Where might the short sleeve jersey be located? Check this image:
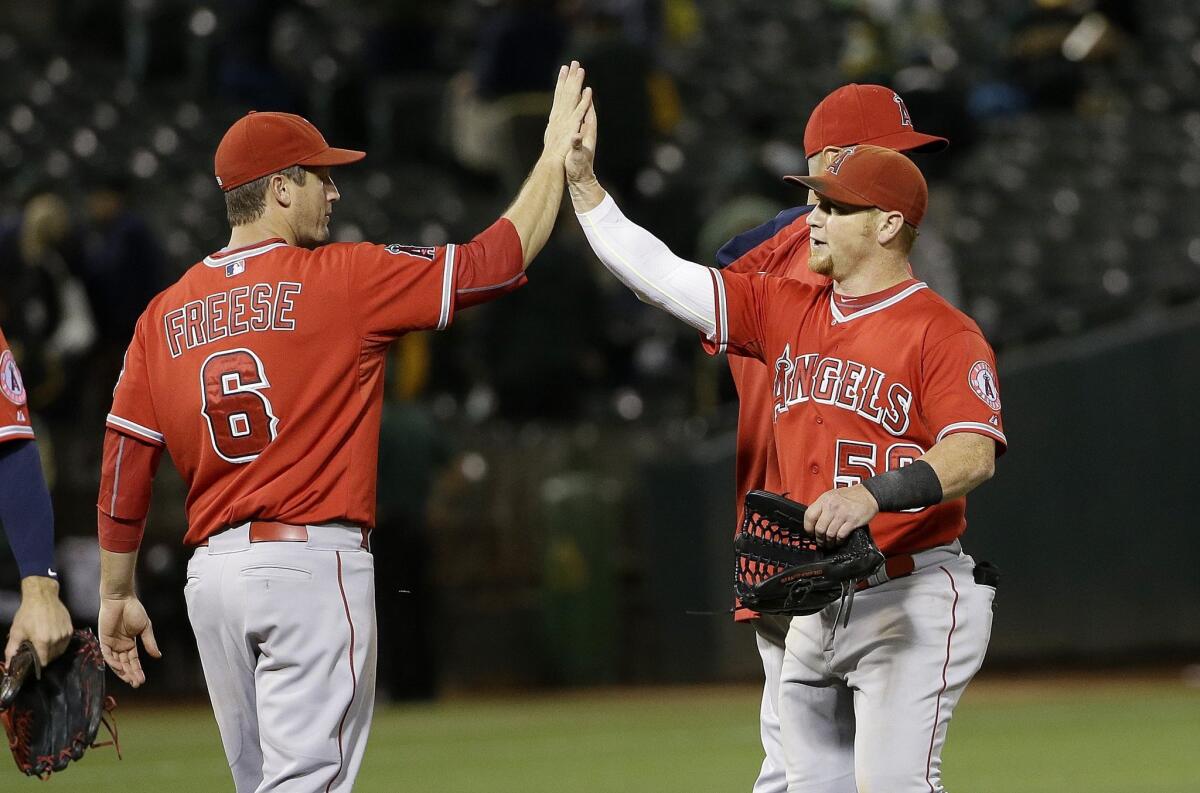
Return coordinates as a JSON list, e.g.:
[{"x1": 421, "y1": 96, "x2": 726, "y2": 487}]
[
  {"x1": 0, "y1": 327, "x2": 34, "y2": 444},
  {"x1": 707, "y1": 272, "x2": 1006, "y2": 555},
  {"x1": 108, "y1": 230, "x2": 524, "y2": 545}
]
